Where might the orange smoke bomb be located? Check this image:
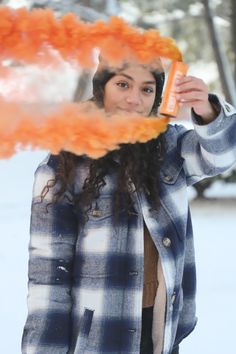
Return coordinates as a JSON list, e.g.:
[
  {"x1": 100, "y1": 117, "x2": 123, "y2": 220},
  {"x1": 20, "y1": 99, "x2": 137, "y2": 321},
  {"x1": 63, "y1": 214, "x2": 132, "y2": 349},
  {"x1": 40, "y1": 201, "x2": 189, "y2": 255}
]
[{"x1": 159, "y1": 61, "x2": 188, "y2": 118}]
